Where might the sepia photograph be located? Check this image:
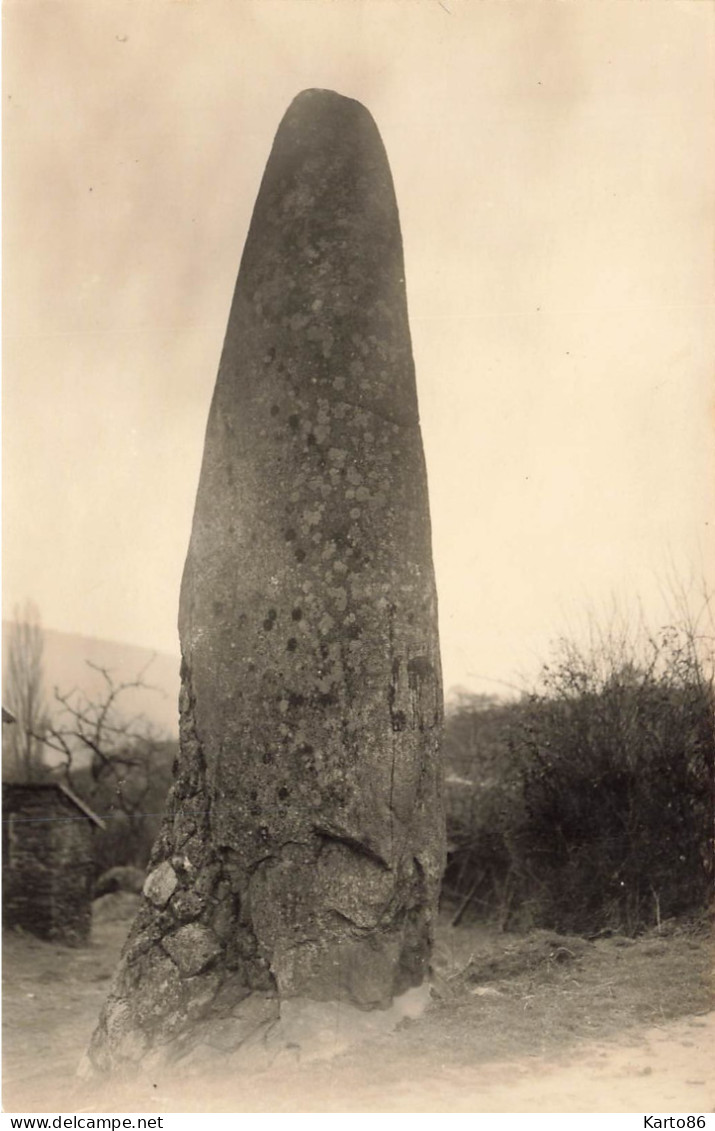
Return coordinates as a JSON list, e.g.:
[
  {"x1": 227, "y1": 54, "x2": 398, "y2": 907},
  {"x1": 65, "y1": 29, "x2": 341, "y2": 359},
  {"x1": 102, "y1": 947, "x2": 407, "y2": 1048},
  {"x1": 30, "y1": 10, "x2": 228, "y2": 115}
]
[{"x1": 2, "y1": 0, "x2": 714, "y2": 1115}]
